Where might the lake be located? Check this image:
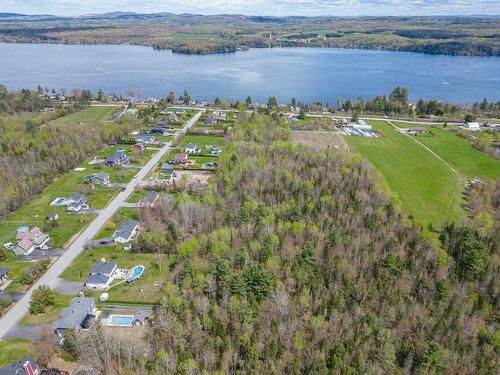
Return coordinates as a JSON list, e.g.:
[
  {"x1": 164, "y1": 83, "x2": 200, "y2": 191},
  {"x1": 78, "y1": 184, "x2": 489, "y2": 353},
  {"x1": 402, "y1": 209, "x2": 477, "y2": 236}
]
[{"x1": 1, "y1": 43, "x2": 499, "y2": 103}]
